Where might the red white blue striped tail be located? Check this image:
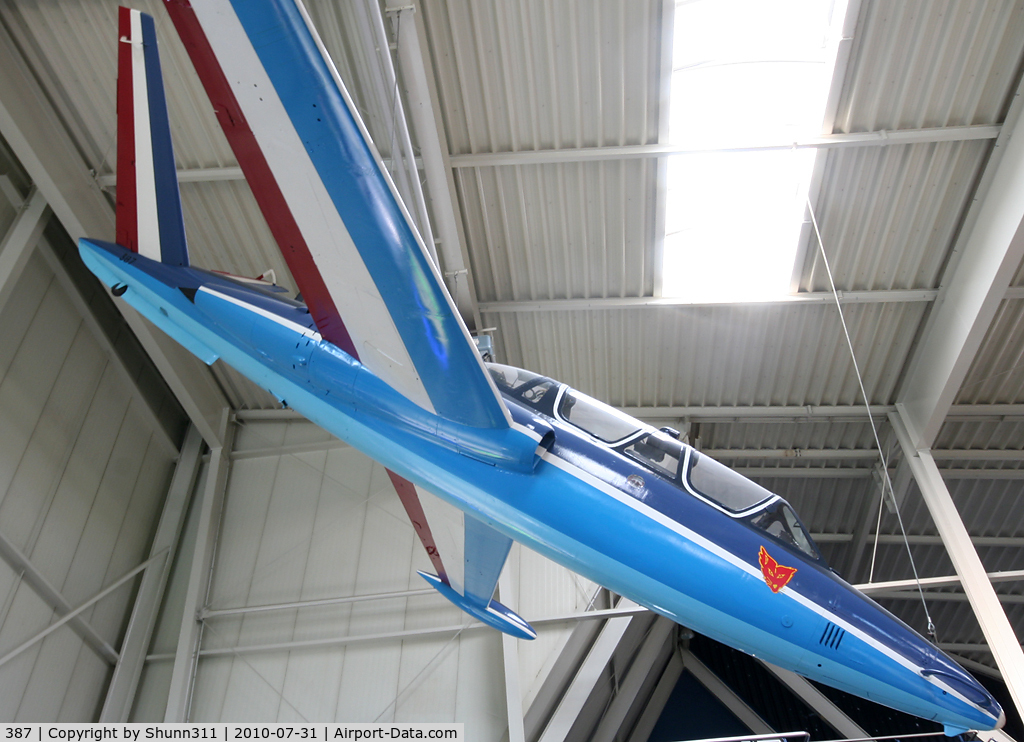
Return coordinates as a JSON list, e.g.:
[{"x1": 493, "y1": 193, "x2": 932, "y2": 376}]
[{"x1": 116, "y1": 7, "x2": 189, "y2": 267}]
